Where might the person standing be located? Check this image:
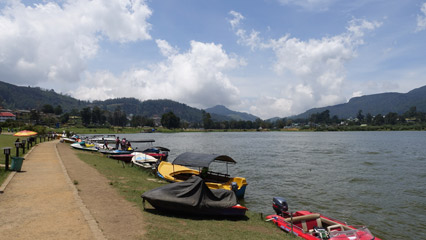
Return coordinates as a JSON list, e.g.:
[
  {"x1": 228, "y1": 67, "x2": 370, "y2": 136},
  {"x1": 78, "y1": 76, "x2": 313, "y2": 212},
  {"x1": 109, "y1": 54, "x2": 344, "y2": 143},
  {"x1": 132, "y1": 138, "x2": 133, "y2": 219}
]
[
  {"x1": 121, "y1": 138, "x2": 126, "y2": 150},
  {"x1": 115, "y1": 137, "x2": 120, "y2": 150},
  {"x1": 126, "y1": 140, "x2": 132, "y2": 150}
]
